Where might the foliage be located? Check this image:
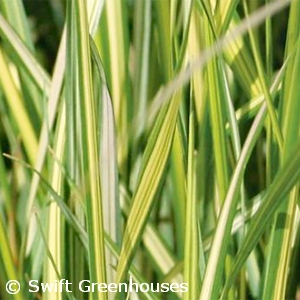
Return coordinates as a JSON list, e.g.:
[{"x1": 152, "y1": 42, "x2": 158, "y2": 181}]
[{"x1": 0, "y1": 0, "x2": 299, "y2": 299}]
